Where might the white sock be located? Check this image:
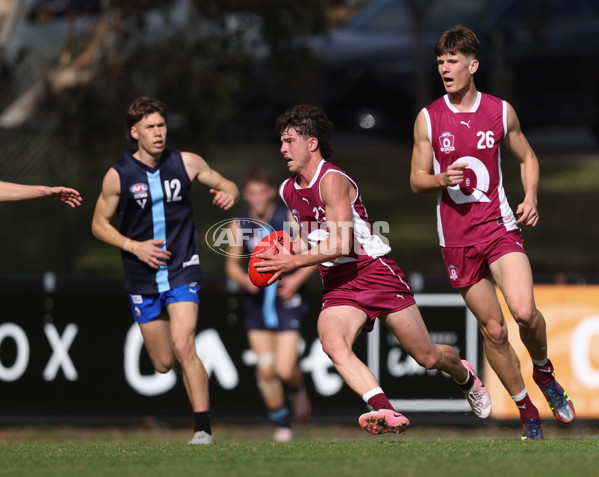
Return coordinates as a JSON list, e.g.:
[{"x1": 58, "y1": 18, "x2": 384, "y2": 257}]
[
  {"x1": 454, "y1": 368, "x2": 471, "y2": 386},
  {"x1": 531, "y1": 357, "x2": 548, "y2": 366},
  {"x1": 511, "y1": 388, "x2": 528, "y2": 402},
  {"x1": 362, "y1": 386, "x2": 384, "y2": 403}
]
